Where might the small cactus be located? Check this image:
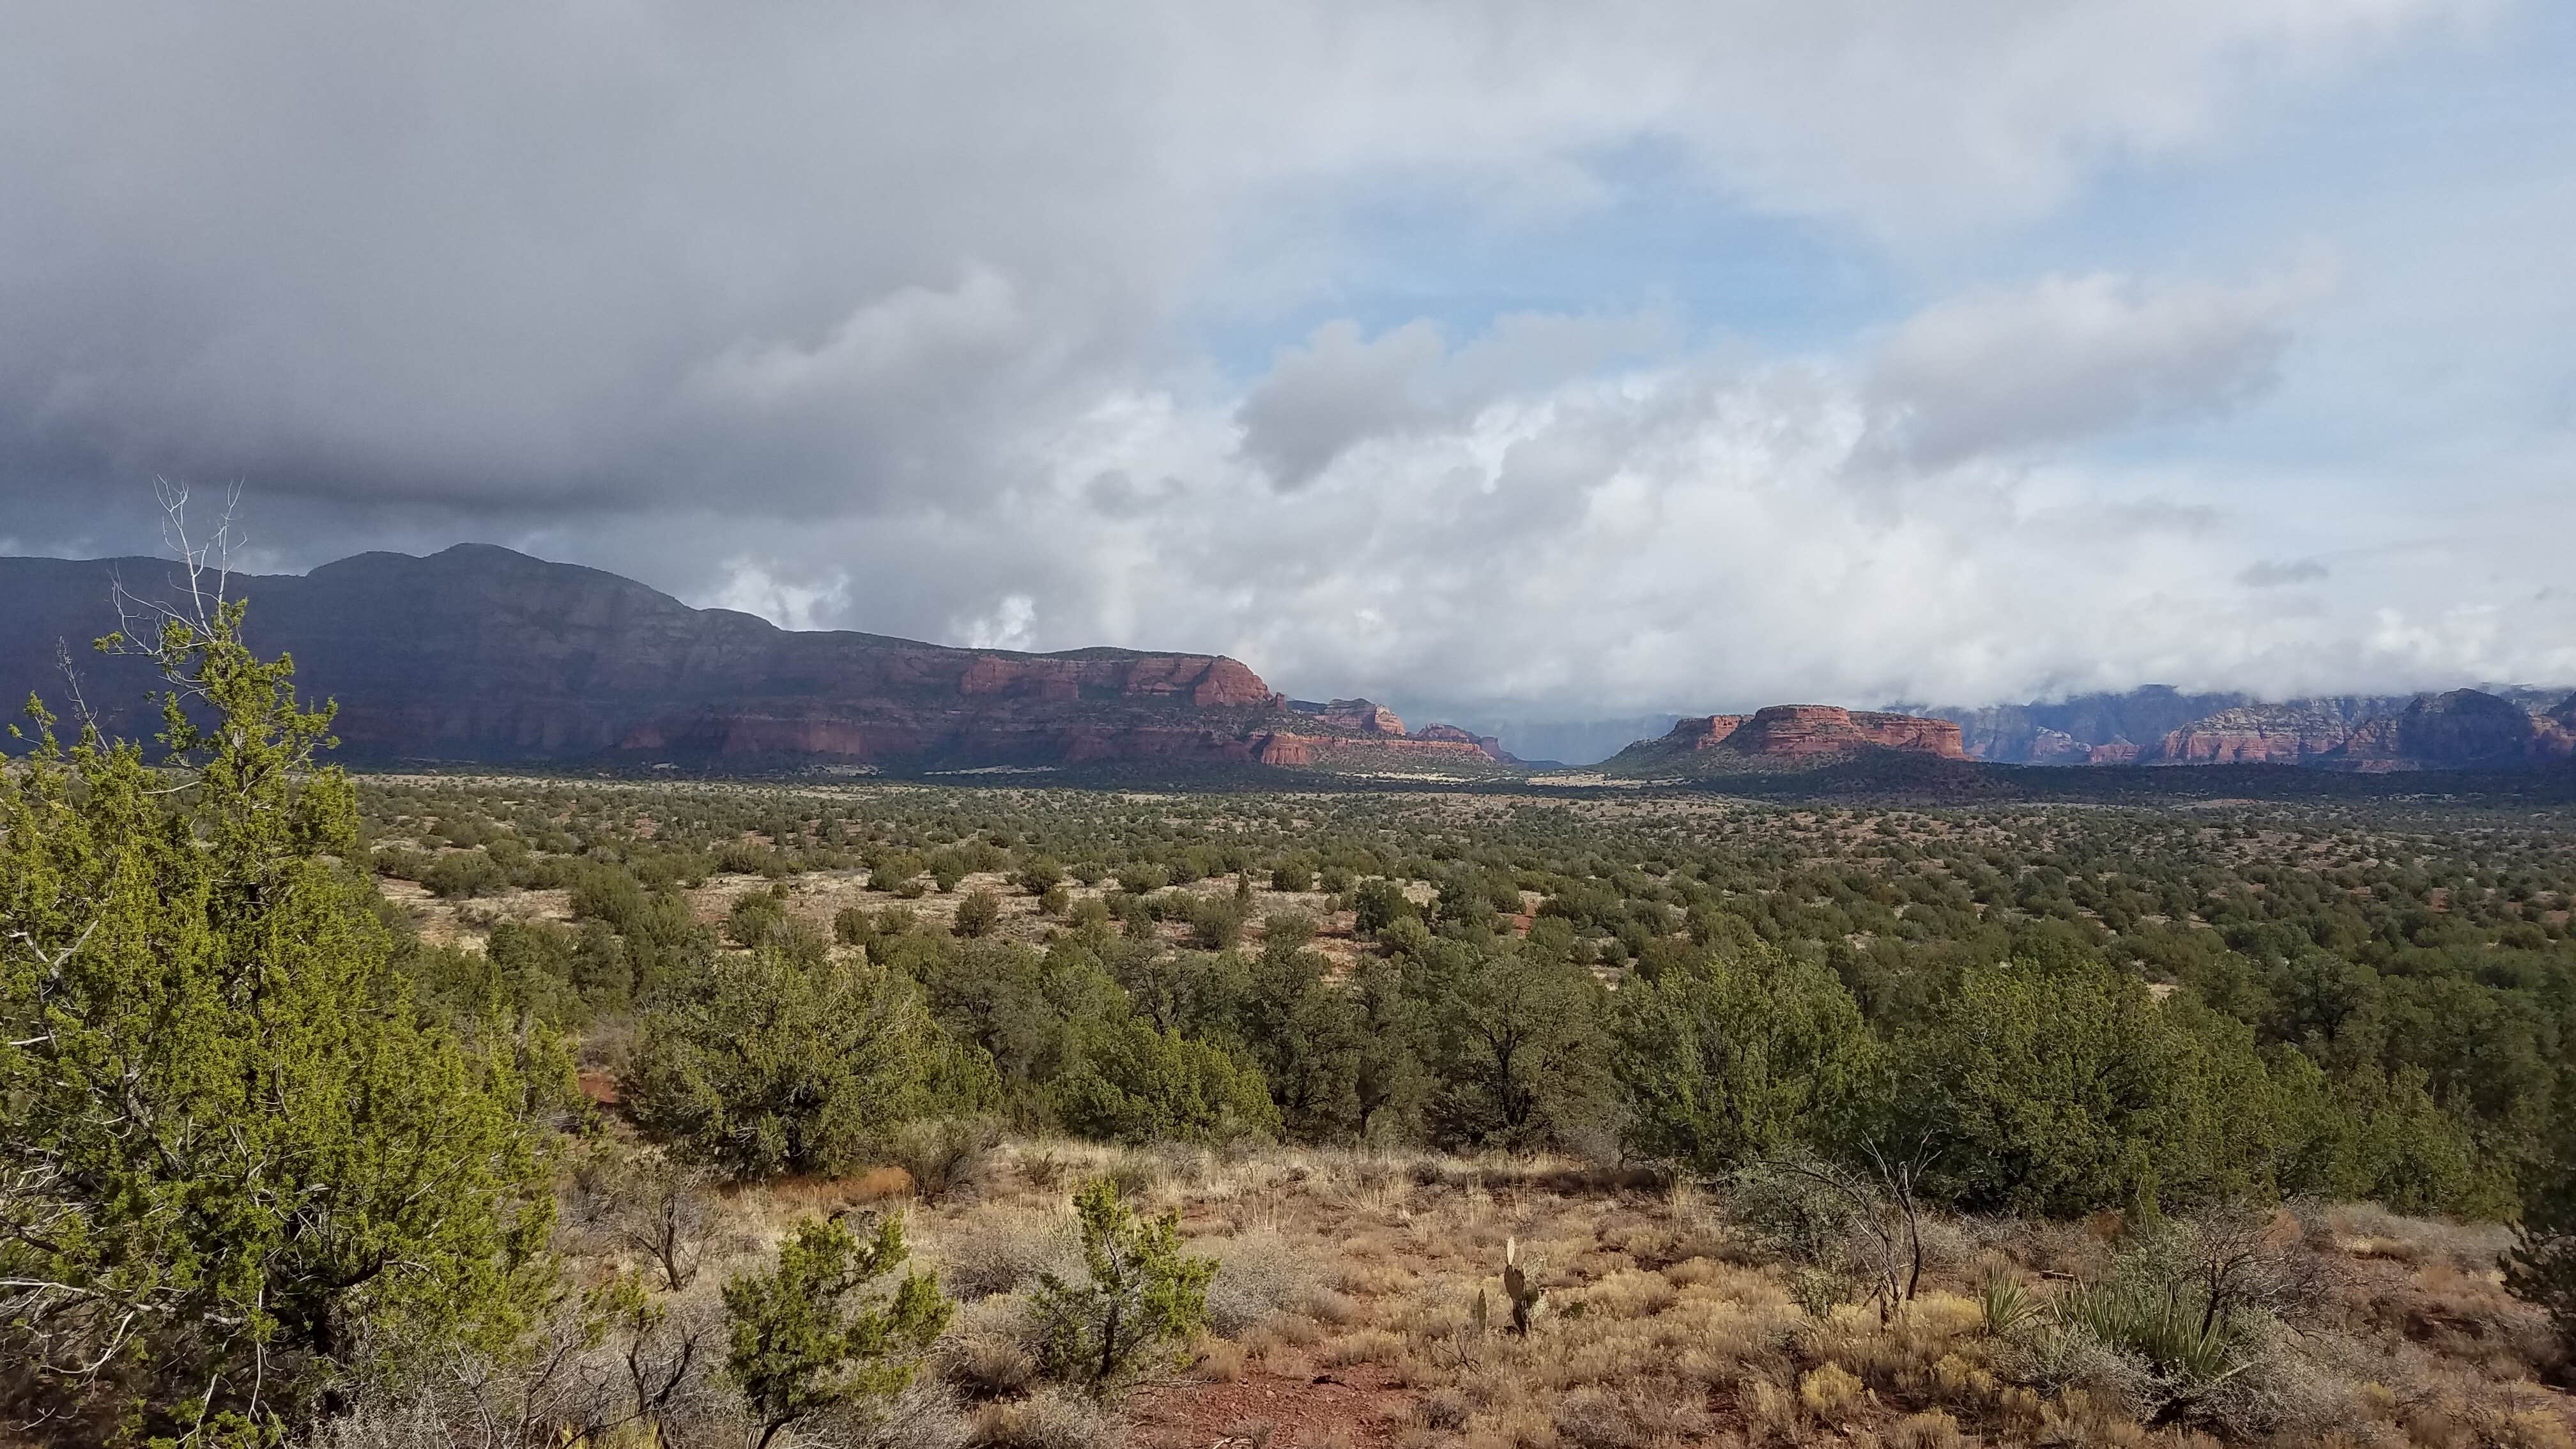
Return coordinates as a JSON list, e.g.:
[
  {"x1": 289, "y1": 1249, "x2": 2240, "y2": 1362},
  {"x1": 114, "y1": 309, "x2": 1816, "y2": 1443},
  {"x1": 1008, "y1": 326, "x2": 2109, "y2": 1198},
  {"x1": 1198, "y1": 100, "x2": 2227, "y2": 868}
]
[{"x1": 1502, "y1": 1236, "x2": 1542, "y2": 1336}]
